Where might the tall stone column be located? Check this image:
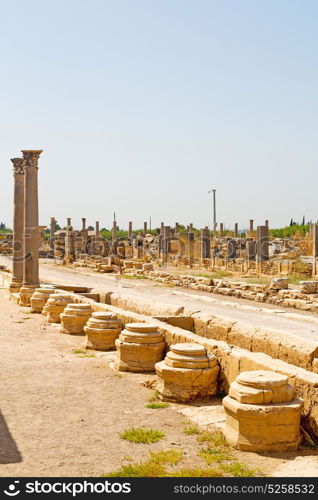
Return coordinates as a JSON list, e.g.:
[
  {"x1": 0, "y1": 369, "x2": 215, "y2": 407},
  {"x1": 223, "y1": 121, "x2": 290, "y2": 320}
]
[
  {"x1": 265, "y1": 219, "x2": 269, "y2": 227},
  {"x1": 95, "y1": 221, "x2": 99, "y2": 237},
  {"x1": 67, "y1": 218, "x2": 71, "y2": 228},
  {"x1": 200, "y1": 227, "x2": 211, "y2": 259},
  {"x1": 234, "y1": 223, "x2": 238, "y2": 237},
  {"x1": 9, "y1": 158, "x2": 25, "y2": 293},
  {"x1": 160, "y1": 222, "x2": 164, "y2": 235},
  {"x1": 175, "y1": 222, "x2": 179, "y2": 234},
  {"x1": 128, "y1": 221, "x2": 132, "y2": 238},
  {"x1": 82, "y1": 218, "x2": 86, "y2": 231},
  {"x1": 19, "y1": 150, "x2": 42, "y2": 306},
  {"x1": 256, "y1": 225, "x2": 269, "y2": 262},
  {"x1": 189, "y1": 223, "x2": 193, "y2": 232},
  {"x1": 249, "y1": 220, "x2": 254, "y2": 232},
  {"x1": 143, "y1": 221, "x2": 147, "y2": 235},
  {"x1": 219, "y1": 223, "x2": 224, "y2": 236}
]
